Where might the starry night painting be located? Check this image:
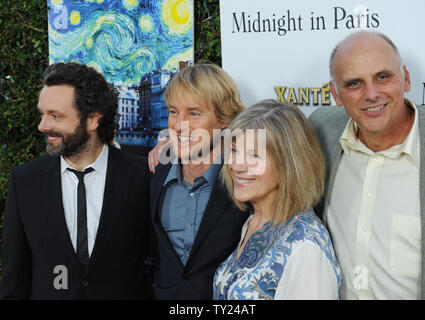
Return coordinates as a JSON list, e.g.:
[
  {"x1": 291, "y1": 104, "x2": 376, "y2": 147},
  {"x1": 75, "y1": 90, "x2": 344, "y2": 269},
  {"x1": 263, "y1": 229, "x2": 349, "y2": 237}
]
[{"x1": 48, "y1": 0, "x2": 194, "y2": 154}]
